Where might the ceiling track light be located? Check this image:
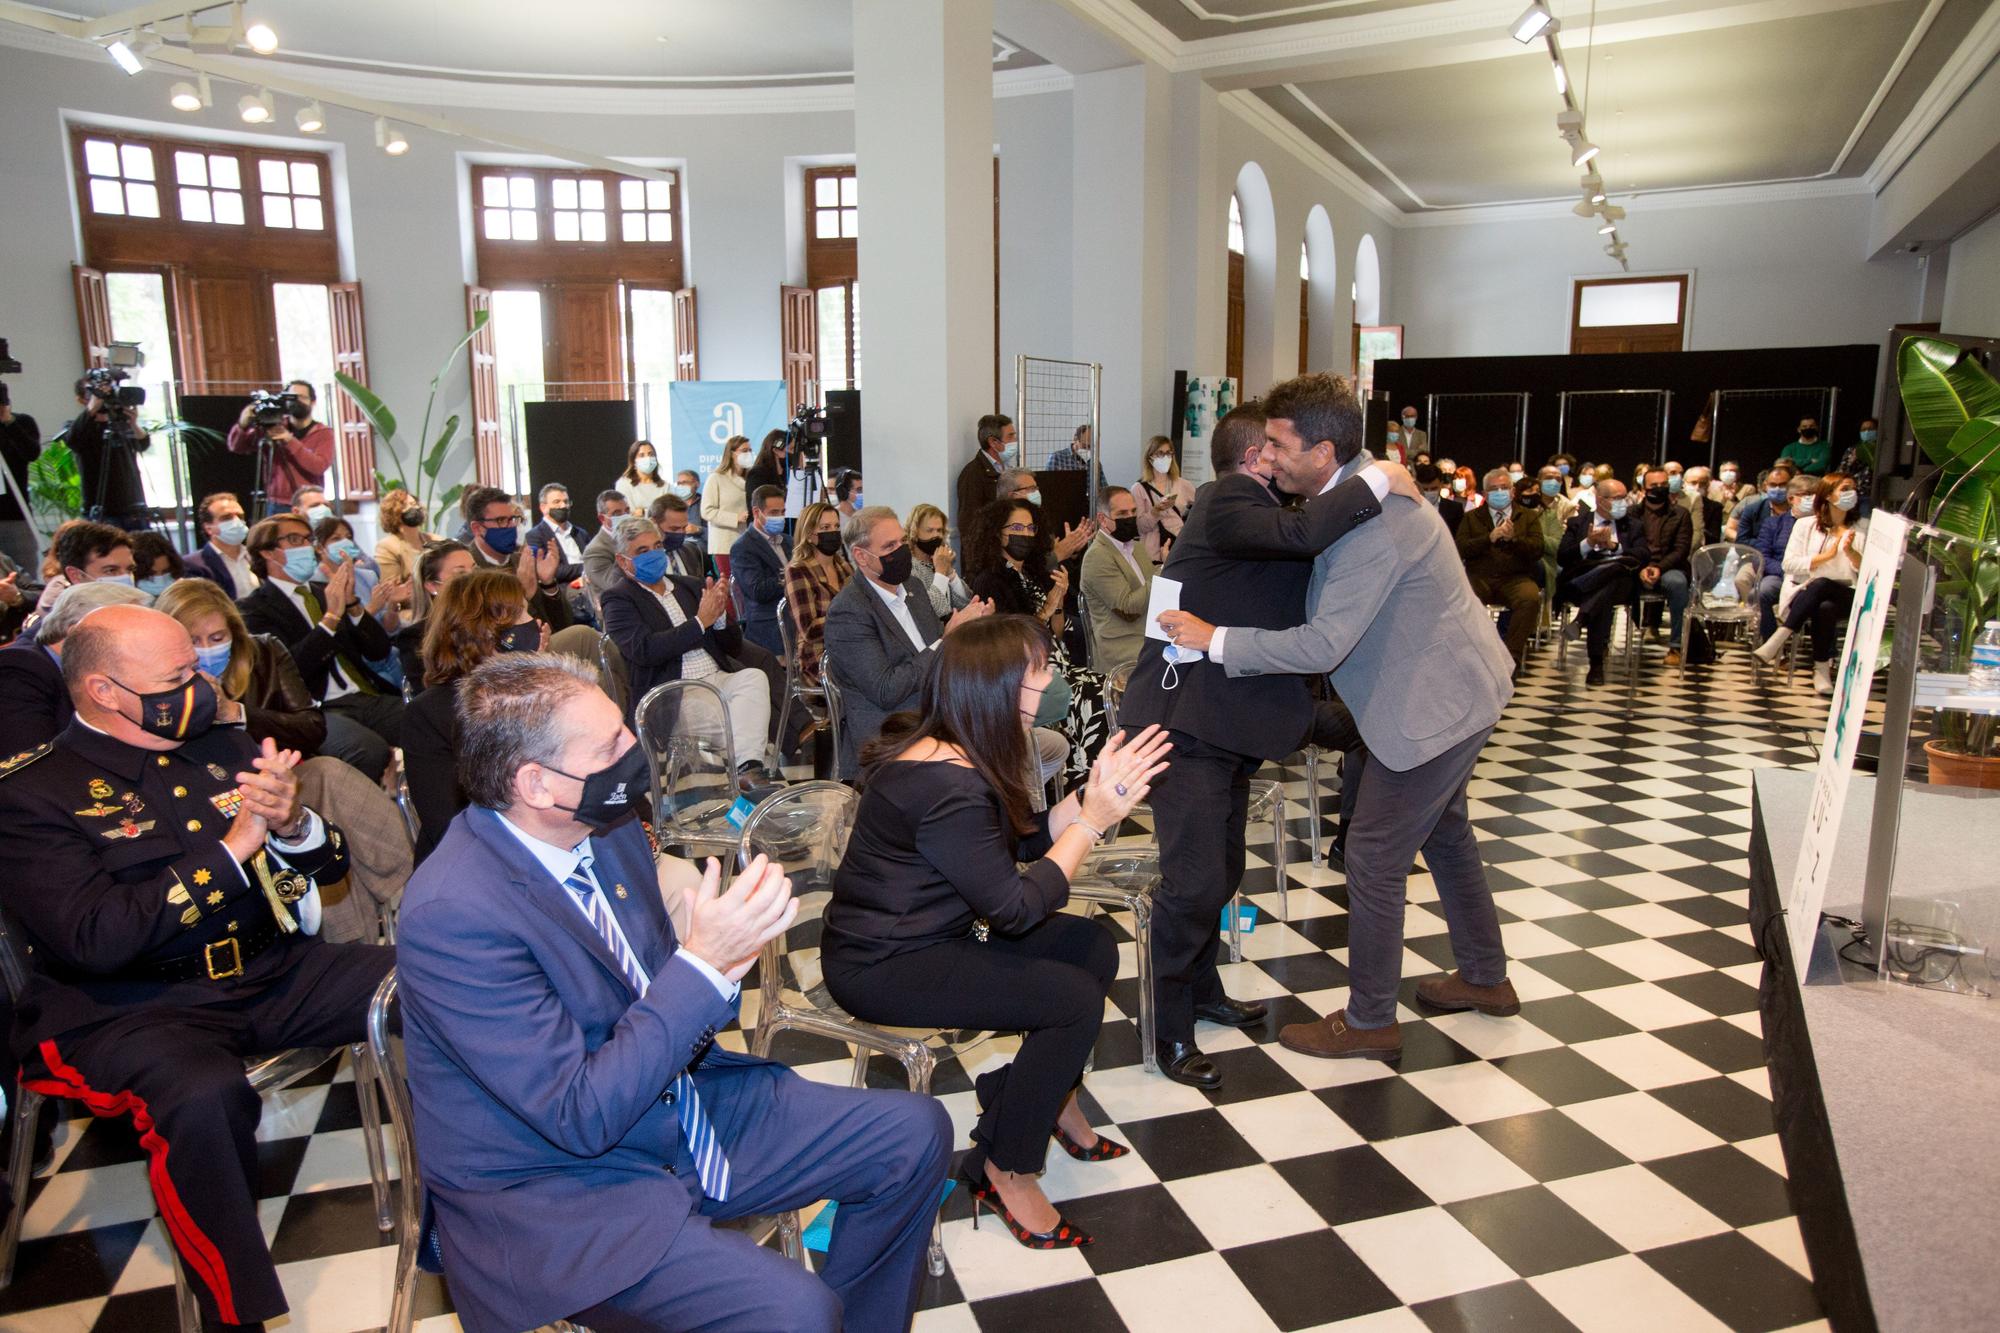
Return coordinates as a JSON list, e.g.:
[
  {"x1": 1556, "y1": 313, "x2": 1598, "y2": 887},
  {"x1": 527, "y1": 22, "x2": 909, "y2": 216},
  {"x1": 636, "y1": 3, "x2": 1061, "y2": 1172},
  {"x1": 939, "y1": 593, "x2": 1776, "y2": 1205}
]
[
  {"x1": 1551, "y1": 54, "x2": 1568, "y2": 97},
  {"x1": 375, "y1": 116, "x2": 409, "y2": 156},
  {"x1": 1598, "y1": 221, "x2": 1618, "y2": 235},
  {"x1": 244, "y1": 19, "x2": 278, "y2": 54},
  {"x1": 1571, "y1": 138, "x2": 1601, "y2": 167},
  {"x1": 169, "y1": 80, "x2": 201, "y2": 111},
  {"x1": 1510, "y1": 0, "x2": 1559, "y2": 43},
  {"x1": 295, "y1": 101, "x2": 326, "y2": 133},
  {"x1": 237, "y1": 88, "x2": 273, "y2": 124},
  {"x1": 104, "y1": 38, "x2": 143, "y2": 75}
]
